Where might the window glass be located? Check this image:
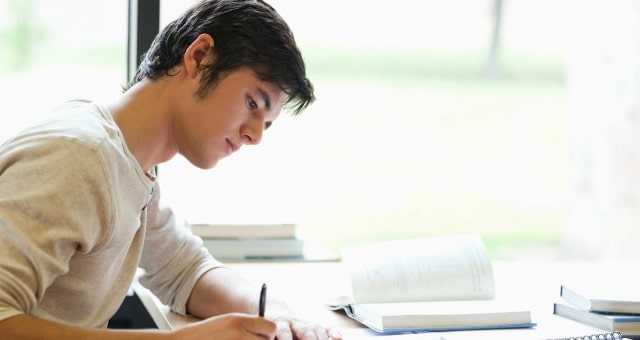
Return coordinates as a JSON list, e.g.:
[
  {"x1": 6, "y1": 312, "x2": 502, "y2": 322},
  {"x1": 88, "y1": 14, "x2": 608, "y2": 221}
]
[
  {"x1": 0, "y1": 0, "x2": 127, "y2": 138},
  {"x1": 6, "y1": 0, "x2": 632, "y2": 260},
  {"x1": 157, "y1": 0, "x2": 571, "y2": 259}
]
